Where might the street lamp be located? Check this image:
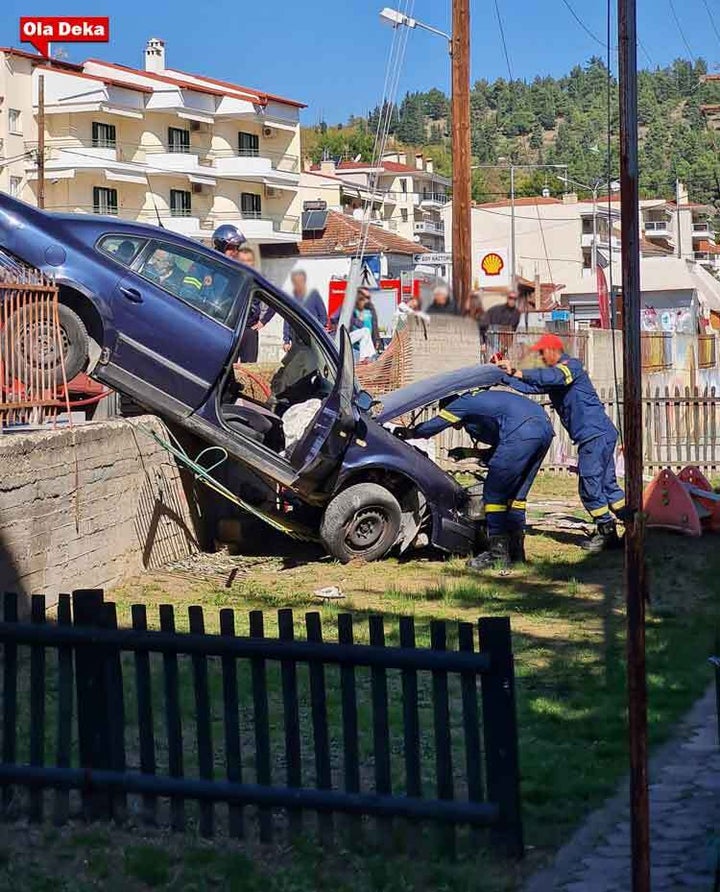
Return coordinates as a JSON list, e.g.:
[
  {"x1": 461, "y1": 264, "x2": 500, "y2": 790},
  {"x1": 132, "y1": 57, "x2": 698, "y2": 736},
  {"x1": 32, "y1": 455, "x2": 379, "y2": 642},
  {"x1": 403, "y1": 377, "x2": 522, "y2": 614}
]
[
  {"x1": 379, "y1": 7, "x2": 451, "y2": 46},
  {"x1": 558, "y1": 174, "x2": 621, "y2": 272},
  {"x1": 472, "y1": 163, "x2": 568, "y2": 288},
  {"x1": 379, "y1": 4, "x2": 472, "y2": 314}
]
